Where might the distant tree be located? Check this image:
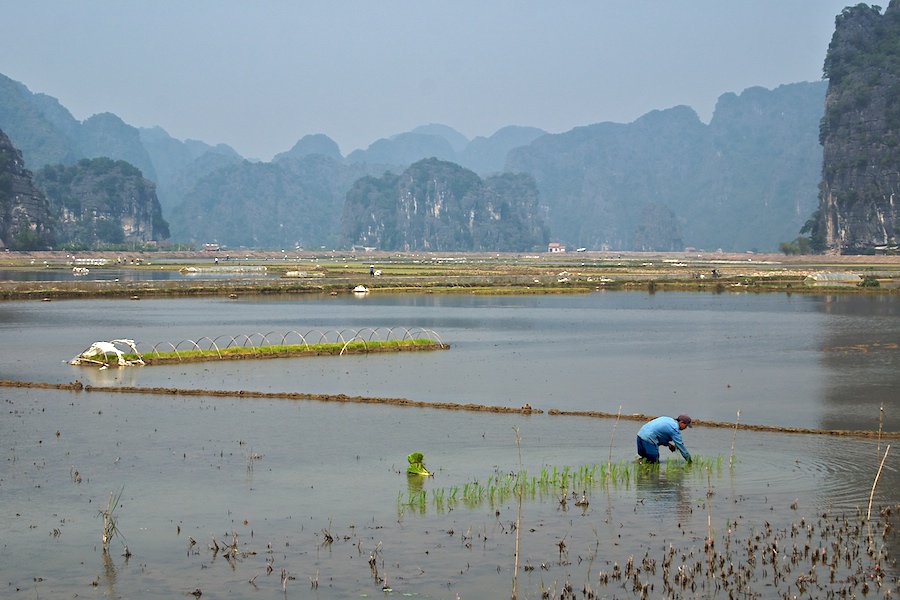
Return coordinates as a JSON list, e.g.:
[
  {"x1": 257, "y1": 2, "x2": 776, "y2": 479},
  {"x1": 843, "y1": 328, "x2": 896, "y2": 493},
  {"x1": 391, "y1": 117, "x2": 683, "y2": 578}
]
[
  {"x1": 799, "y1": 209, "x2": 825, "y2": 253},
  {"x1": 779, "y1": 236, "x2": 813, "y2": 255},
  {"x1": 95, "y1": 219, "x2": 126, "y2": 244},
  {"x1": 8, "y1": 228, "x2": 45, "y2": 251}
]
